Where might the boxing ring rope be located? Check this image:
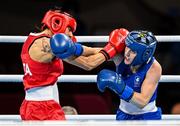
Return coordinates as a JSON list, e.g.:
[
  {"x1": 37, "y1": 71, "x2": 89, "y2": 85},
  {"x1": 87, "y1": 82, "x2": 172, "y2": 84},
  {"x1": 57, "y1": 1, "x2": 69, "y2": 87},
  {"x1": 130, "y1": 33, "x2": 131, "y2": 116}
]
[
  {"x1": 0, "y1": 35, "x2": 180, "y2": 43},
  {"x1": 0, "y1": 114, "x2": 180, "y2": 121},
  {"x1": 0, "y1": 75, "x2": 180, "y2": 83},
  {"x1": 0, "y1": 115, "x2": 180, "y2": 126},
  {"x1": 0, "y1": 35, "x2": 180, "y2": 124}
]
